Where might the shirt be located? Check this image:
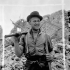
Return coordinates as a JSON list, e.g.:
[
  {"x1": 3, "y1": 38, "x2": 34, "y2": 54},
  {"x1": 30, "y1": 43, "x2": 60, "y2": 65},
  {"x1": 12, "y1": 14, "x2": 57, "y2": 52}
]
[{"x1": 19, "y1": 29, "x2": 53, "y2": 56}]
